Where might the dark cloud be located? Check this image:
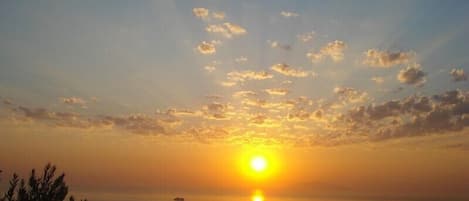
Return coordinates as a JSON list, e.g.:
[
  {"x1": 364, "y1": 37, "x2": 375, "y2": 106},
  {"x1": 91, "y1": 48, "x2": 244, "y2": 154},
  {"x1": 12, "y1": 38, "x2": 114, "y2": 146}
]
[{"x1": 397, "y1": 64, "x2": 426, "y2": 86}]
